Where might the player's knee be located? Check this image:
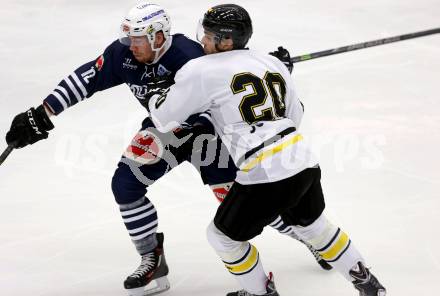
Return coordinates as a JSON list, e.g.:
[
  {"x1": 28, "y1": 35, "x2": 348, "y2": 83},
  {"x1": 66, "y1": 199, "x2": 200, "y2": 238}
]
[
  {"x1": 112, "y1": 163, "x2": 147, "y2": 205},
  {"x1": 206, "y1": 221, "x2": 244, "y2": 253},
  {"x1": 111, "y1": 167, "x2": 128, "y2": 204},
  {"x1": 123, "y1": 129, "x2": 165, "y2": 165},
  {"x1": 207, "y1": 222, "x2": 260, "y2": 274}
]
